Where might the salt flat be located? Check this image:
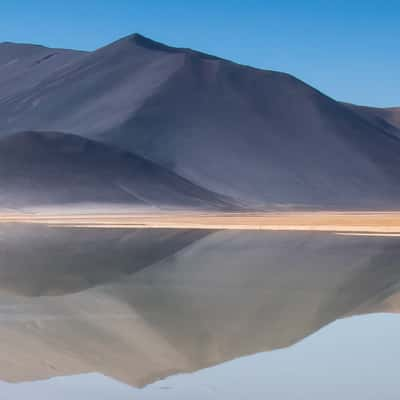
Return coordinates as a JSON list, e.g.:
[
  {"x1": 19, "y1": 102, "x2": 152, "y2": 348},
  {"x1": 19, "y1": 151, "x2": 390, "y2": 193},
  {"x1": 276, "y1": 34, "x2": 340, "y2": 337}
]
[{"x1": 2, "y1": 211, "x2": 400, "y2": 234}]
